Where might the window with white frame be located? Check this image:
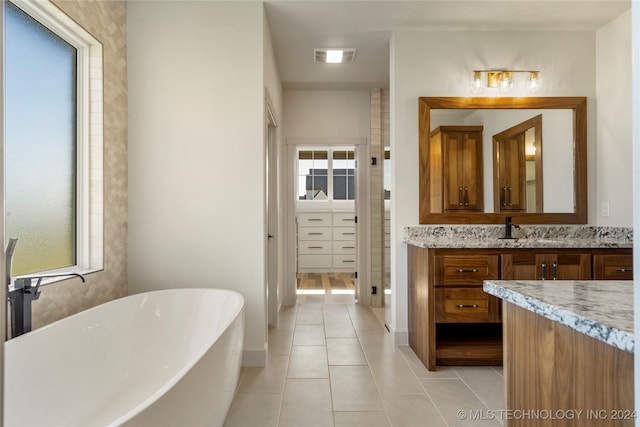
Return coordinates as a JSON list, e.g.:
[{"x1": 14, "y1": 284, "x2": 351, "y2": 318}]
[
  {"x1": 4, "y1": 0, "x2": 103, "y2": 277},
  {"x1": 297, "y1": 148, "x2": 355, "y2": 201}
]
